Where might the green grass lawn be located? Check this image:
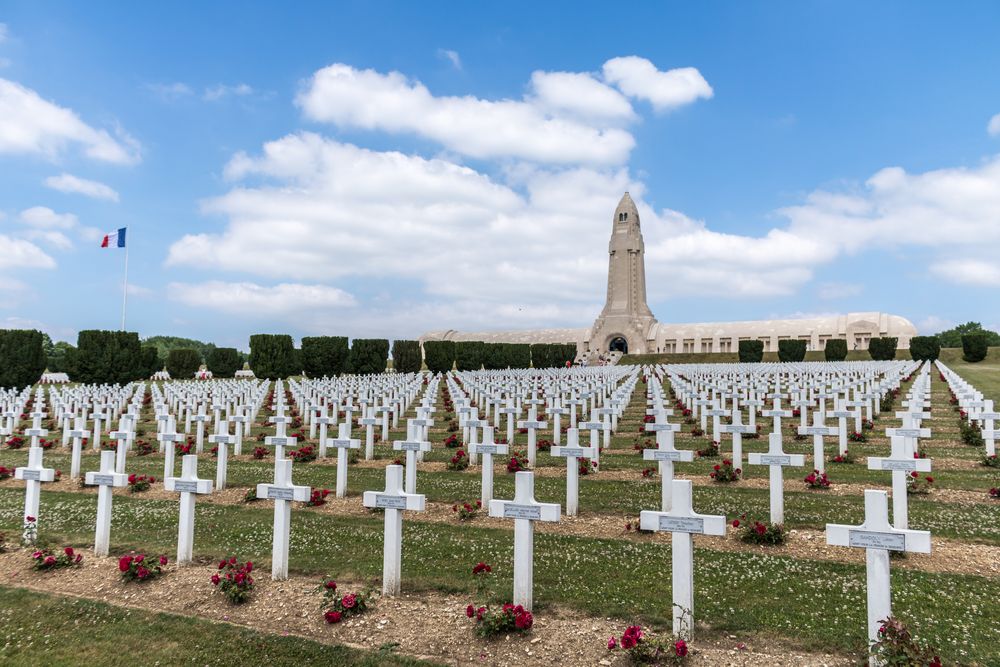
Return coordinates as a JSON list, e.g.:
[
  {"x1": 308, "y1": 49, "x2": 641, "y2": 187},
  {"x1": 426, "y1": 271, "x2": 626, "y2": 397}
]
[{"x1": 0, "y1": 586, "x2": 431, "y2": 666}]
